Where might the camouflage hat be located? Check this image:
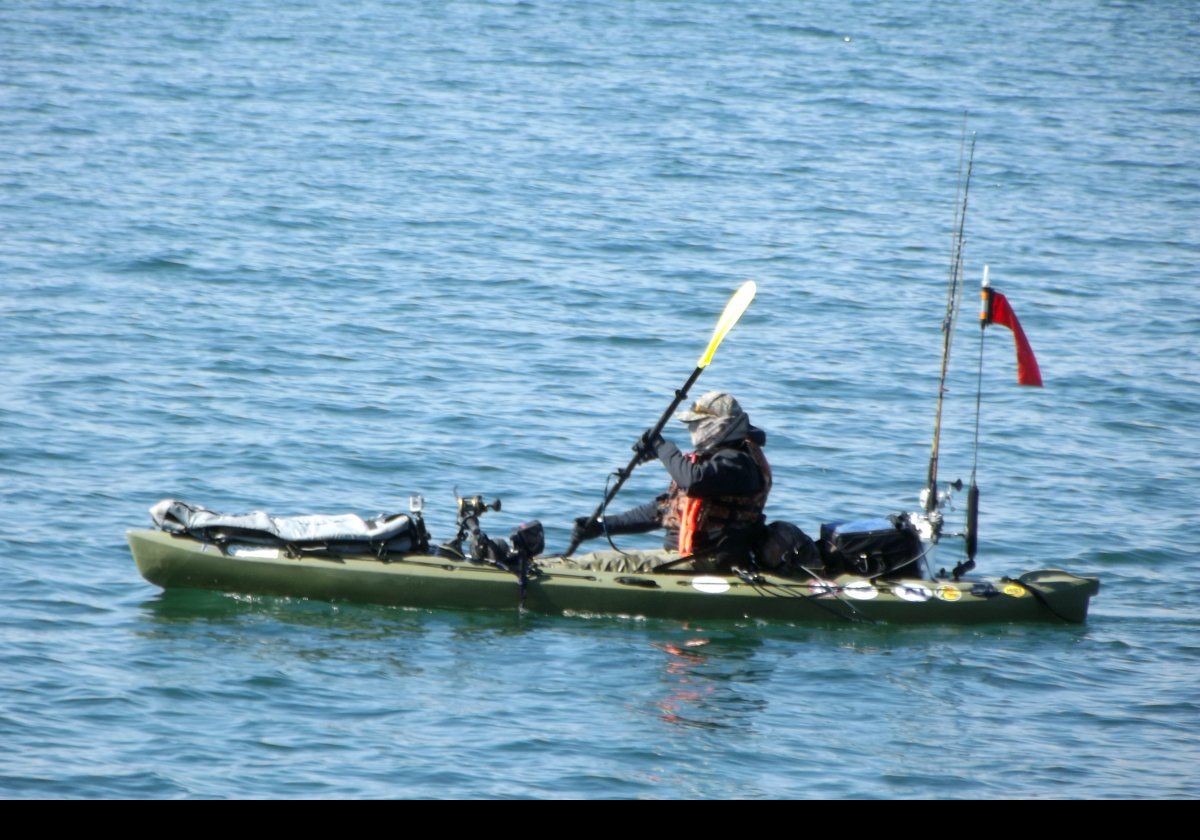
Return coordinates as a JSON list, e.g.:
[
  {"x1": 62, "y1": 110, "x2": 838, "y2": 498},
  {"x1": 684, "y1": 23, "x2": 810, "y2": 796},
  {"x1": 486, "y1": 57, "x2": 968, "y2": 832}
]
[{"x1": 675, "y1": 391, "x2": 743, "y2": 423}]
